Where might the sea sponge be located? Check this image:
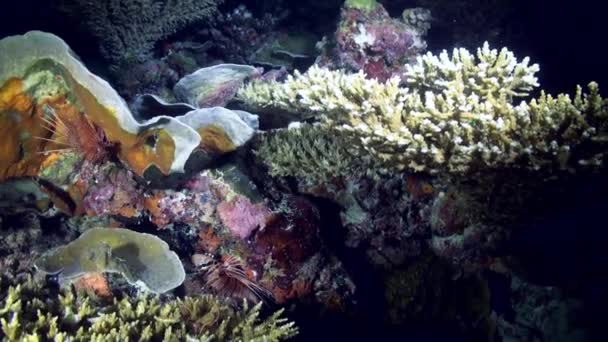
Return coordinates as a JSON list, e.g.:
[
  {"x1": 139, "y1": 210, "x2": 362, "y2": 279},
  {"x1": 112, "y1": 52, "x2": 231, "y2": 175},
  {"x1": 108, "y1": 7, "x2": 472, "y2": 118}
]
[{"x1": 34, "y1": 227, "x2": 185, "y2": 294}]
